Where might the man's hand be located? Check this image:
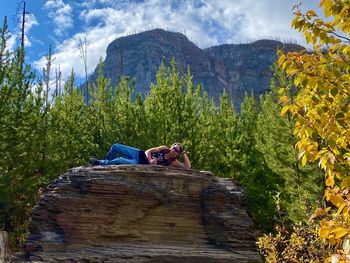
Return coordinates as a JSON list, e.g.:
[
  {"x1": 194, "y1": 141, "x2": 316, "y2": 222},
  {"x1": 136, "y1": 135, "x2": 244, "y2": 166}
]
[{"x1": 149, "y1": 158, "x2": 157, "y2": 165}]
